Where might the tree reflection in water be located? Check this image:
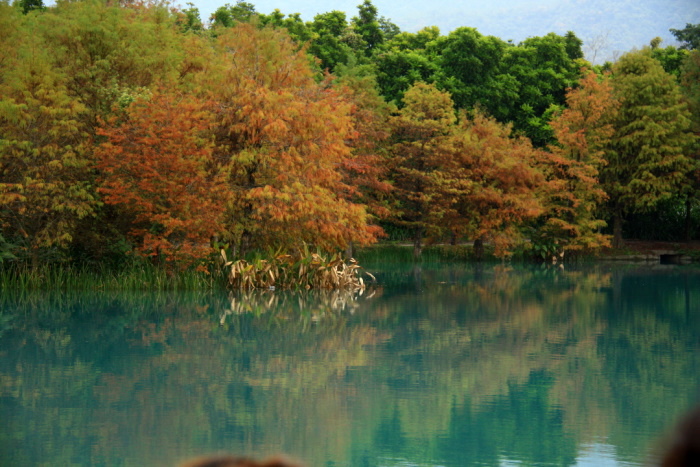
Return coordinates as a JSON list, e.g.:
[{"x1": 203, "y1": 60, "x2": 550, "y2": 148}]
[{"x1": 1, "y1": 264, "x2": 699, "y2": 467}]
